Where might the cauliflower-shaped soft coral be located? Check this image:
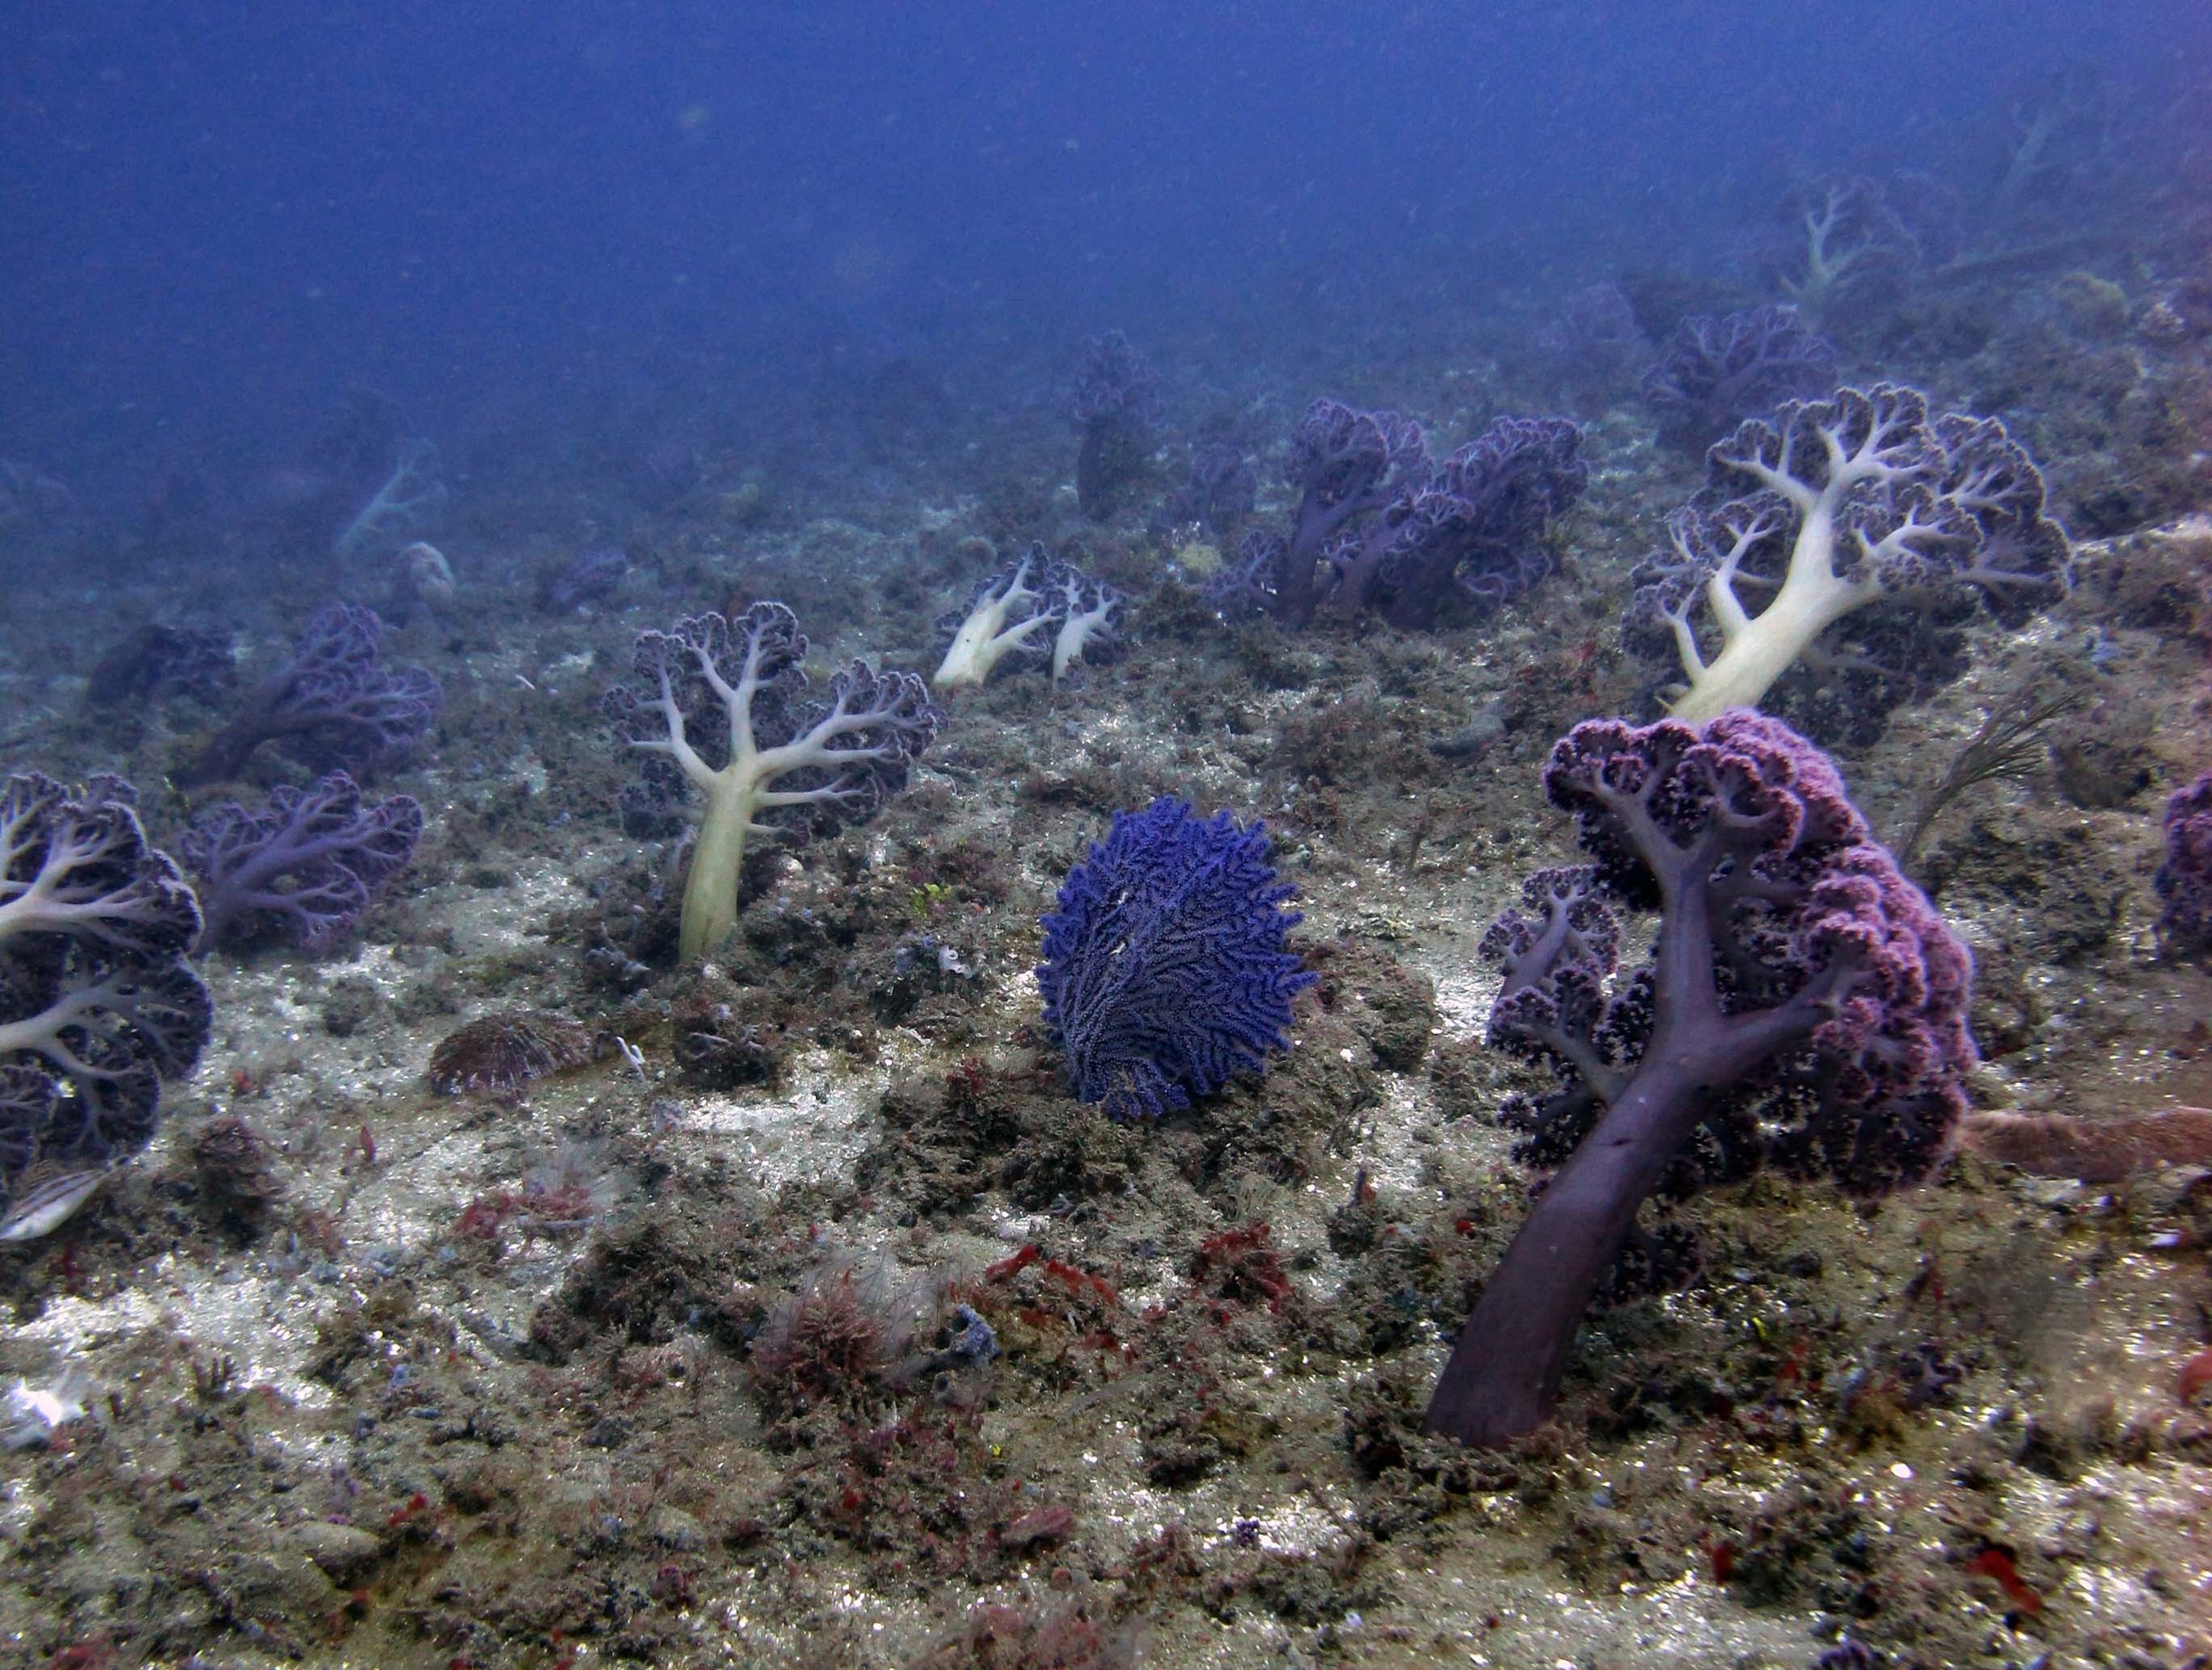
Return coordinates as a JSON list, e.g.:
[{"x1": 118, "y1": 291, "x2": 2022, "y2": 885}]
[
  {"x1": 1209, "y1": 400, "x2": 1431, "y2": 628},
  {"x1": 1640, "y1": 304, "x2": 1836, "y2": 451},
  {"x1": 181, "y1": 772, "x2": 423, "y2": 952},
  {"x1": 1070, "y1": 331, "x2": 1161, "y2": 522},
  {"x1": 180, "y1": 603, "x2": 441, "y2": 785},
  {"x1": 1335, "y1": 415, "x2": 1587, "y2": 627},
  {"x1": 1634, "y1": 382, "x2": 2068, "y2": 727},
  {"x1": 608, "y1": 603, "x2": 942, "y2": 961},
  {"x1": 0, "y1": 773, "x2": 211, "y2": 1239},
  {"x1": 1425, "y1": 713, "x2": 1974, "y2": 1447}
]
